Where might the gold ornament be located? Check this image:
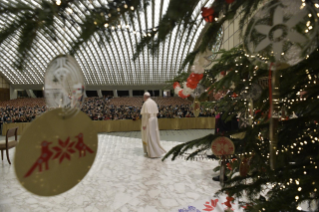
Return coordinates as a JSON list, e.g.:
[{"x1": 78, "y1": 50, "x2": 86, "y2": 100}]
[{"x1": 14, "y1": 108, "x2": 97, "y2": 196}]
